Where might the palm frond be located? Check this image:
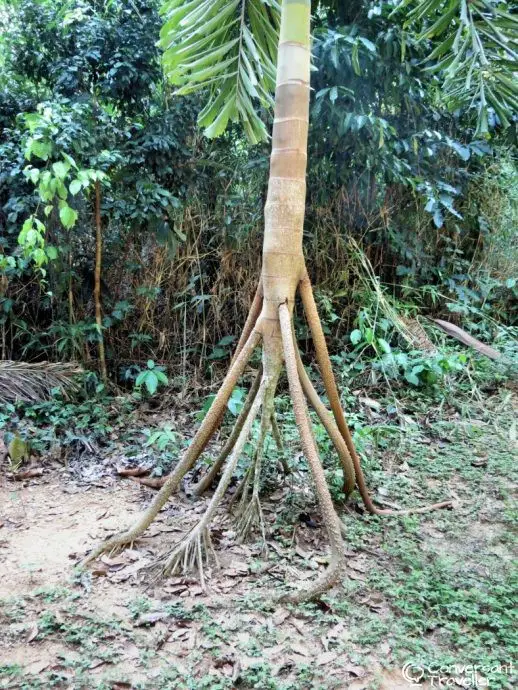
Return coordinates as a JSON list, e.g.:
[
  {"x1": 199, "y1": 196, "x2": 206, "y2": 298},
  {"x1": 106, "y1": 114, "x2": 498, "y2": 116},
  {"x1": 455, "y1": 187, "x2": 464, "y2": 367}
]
[
  {"x1": 395, "y1": 0, "x2": 518, "y2": 135},
  {"x1": 159, "y1": 0, "x2": 280, "y2": 143},
  {"x1": 0, "y1": 361, "x2": 83, "y2": 404}
]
